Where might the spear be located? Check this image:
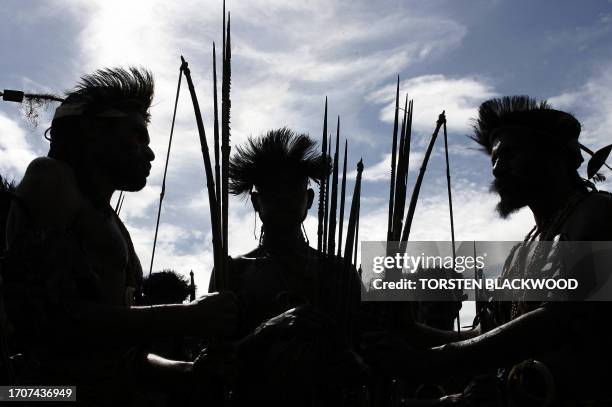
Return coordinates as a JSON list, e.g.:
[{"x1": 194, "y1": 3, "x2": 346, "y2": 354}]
[
  {"x1": 473, "y1": 241, "x2": 485, "y2": 327},
  {"x1": 337, "y1": 140, "x2": 347, "y2": 257},
  {"x1": 443, "y1": 119, "x2": 456, "y2": 261},
  {"x1": 317, "y1": 98, "x2": 328, "y2": 253},
  {"x1": 222, "y1": 0, "x2": 226, "y2": 63},
  {"x1": 442, "y1": 119, "x2": 460, "y2": 337},
  {"x1": 387, "y1": 76, "x2": 400, "y2": 242},
  {"x1": 181, "y1": 55, "x2": 224, "y2": 289},
  {"x1": 344, "y1": 159, "x2": 363, "y2": 269},
  {"x1": 323, "y1": 135, "x2": 331, "y2": 255},
  {"x1": 189, "y1": 270, "x2": 196, "y2": 302},
  {"x1": 114, "y1": 190, "x2": 124, "y2": 214},
  {"x1": 397, "y1": 99, "x2": 413, "y2": 233},
  {"x1": 353, "y1": 196, "x2": 360, "y2": 268},
  {"x1": 148, "y1": 63, "x2": 184, "y2": 277},
  {"x1": 221, "y1": 13, "x2": 232, "y2": 277},
  {"x1": 400, "y1": 111, "x2": 446, "y2": 245},
  {"x1": 213, "y1": 43, "x2": 221, "y2": 220},
  {"x1": 392, "y1": 97, "x2": 412, "y2": 241},
  {"x1": 342, "y1": 159, "x2": 363, "y2": 342},
  {"x1": 327, "y1": 117, "x2": 340, "y2": 256},
  {"x1": 116, "y1": 192, "x2": 126, "y2": 217}
]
